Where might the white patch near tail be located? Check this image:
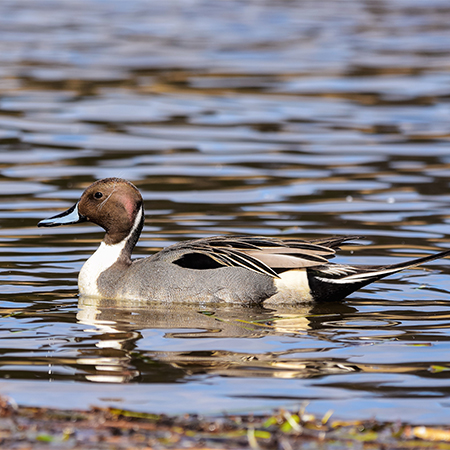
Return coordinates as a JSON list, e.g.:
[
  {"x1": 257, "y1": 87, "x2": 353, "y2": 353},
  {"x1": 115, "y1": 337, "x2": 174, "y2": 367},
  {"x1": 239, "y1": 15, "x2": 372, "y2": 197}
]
[{"x1": 267, "y1": 269, "x2": 313, "y2": 303}]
